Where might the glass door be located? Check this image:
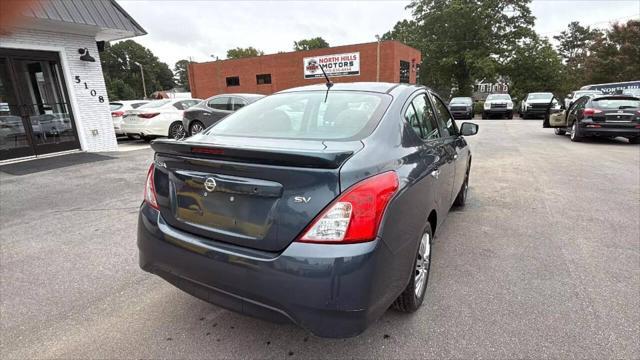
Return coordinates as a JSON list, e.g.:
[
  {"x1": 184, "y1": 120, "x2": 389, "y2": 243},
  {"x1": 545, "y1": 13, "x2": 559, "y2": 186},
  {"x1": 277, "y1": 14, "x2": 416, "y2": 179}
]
[
  {"x1": 0, "y1": 48, "x2": 80, "y2": 161},
  {"x1": 0, "y1": 57, "x2": 34, "y2": 160}
]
